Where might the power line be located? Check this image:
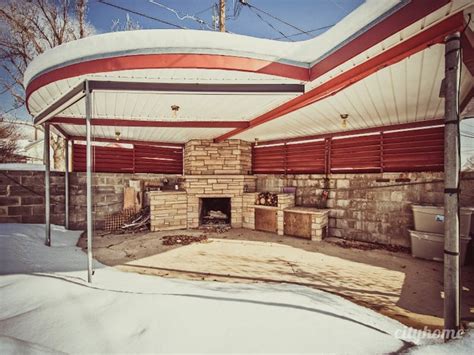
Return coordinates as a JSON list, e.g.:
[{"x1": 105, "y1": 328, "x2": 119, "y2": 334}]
[
  {"x1": 97, "y1": 0, "x2": 186, "y2": 29},
  {"x1": 147, "y1": 0, "x2": 214, "y2": 30},
  {"x1": 242, "y1": 1, "x2": 312, "y2": 38},
  {"x1": 195, "y1": 4, "x2": 214, "y2": 16},
  {"x1": 329, "y1": 0, "x2": 349, "y2": 14},
  {"x1": 272, "y1": 24, "x2": 335, "y2": 40},
  {"x1": 246, "y1": 6, "x2": 294, "y2": 41}
]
